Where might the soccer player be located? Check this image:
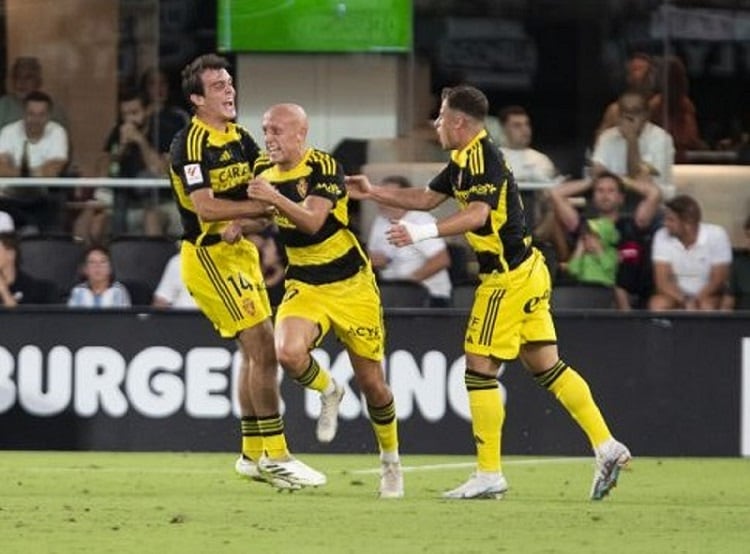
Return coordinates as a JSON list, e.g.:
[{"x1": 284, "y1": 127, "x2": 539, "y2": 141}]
[
  {"x1": 246, "y1": 103, "x2": 403, "y2": 498},
  {"x1": 169, "y1": 54, "x2": 324, "y2": 489},
  {"x1": 345, "y1": 85, "x2": 631, "y2": 500}
]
